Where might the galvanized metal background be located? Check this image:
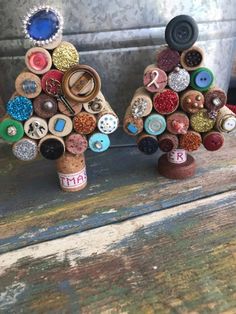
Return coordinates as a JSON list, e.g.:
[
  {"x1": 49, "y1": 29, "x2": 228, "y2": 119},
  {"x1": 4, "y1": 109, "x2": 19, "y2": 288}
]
[{"x1": 0, "y1": 0, "x2": 236, "y2": 145}]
